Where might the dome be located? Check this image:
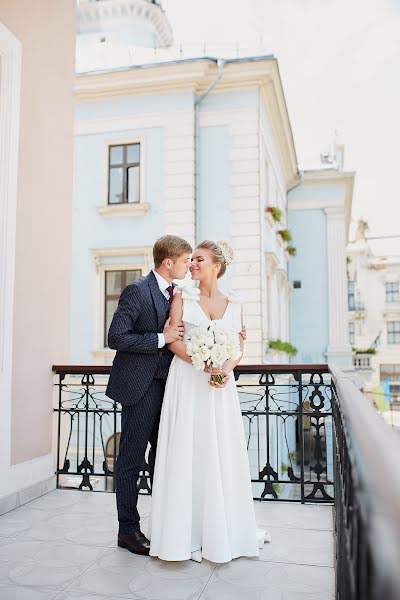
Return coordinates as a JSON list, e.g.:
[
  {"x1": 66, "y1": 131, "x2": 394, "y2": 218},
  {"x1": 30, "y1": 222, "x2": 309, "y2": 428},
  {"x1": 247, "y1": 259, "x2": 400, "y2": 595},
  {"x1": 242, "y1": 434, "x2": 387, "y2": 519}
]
[{"x1": 77, "y1": 0, "x2": 173, "y2": 48}]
